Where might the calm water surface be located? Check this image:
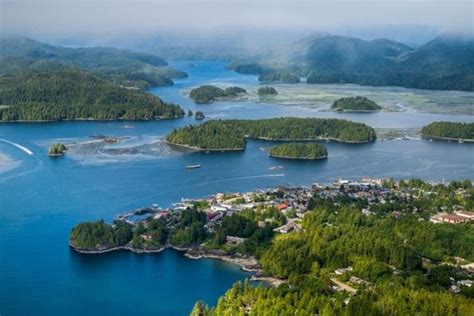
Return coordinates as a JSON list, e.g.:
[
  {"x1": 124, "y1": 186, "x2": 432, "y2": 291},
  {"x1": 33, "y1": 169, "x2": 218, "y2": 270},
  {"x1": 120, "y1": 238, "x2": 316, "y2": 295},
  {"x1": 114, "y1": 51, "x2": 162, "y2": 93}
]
[{"x1": 0, "y1": 61, "x2": 473, "y2": 316}]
